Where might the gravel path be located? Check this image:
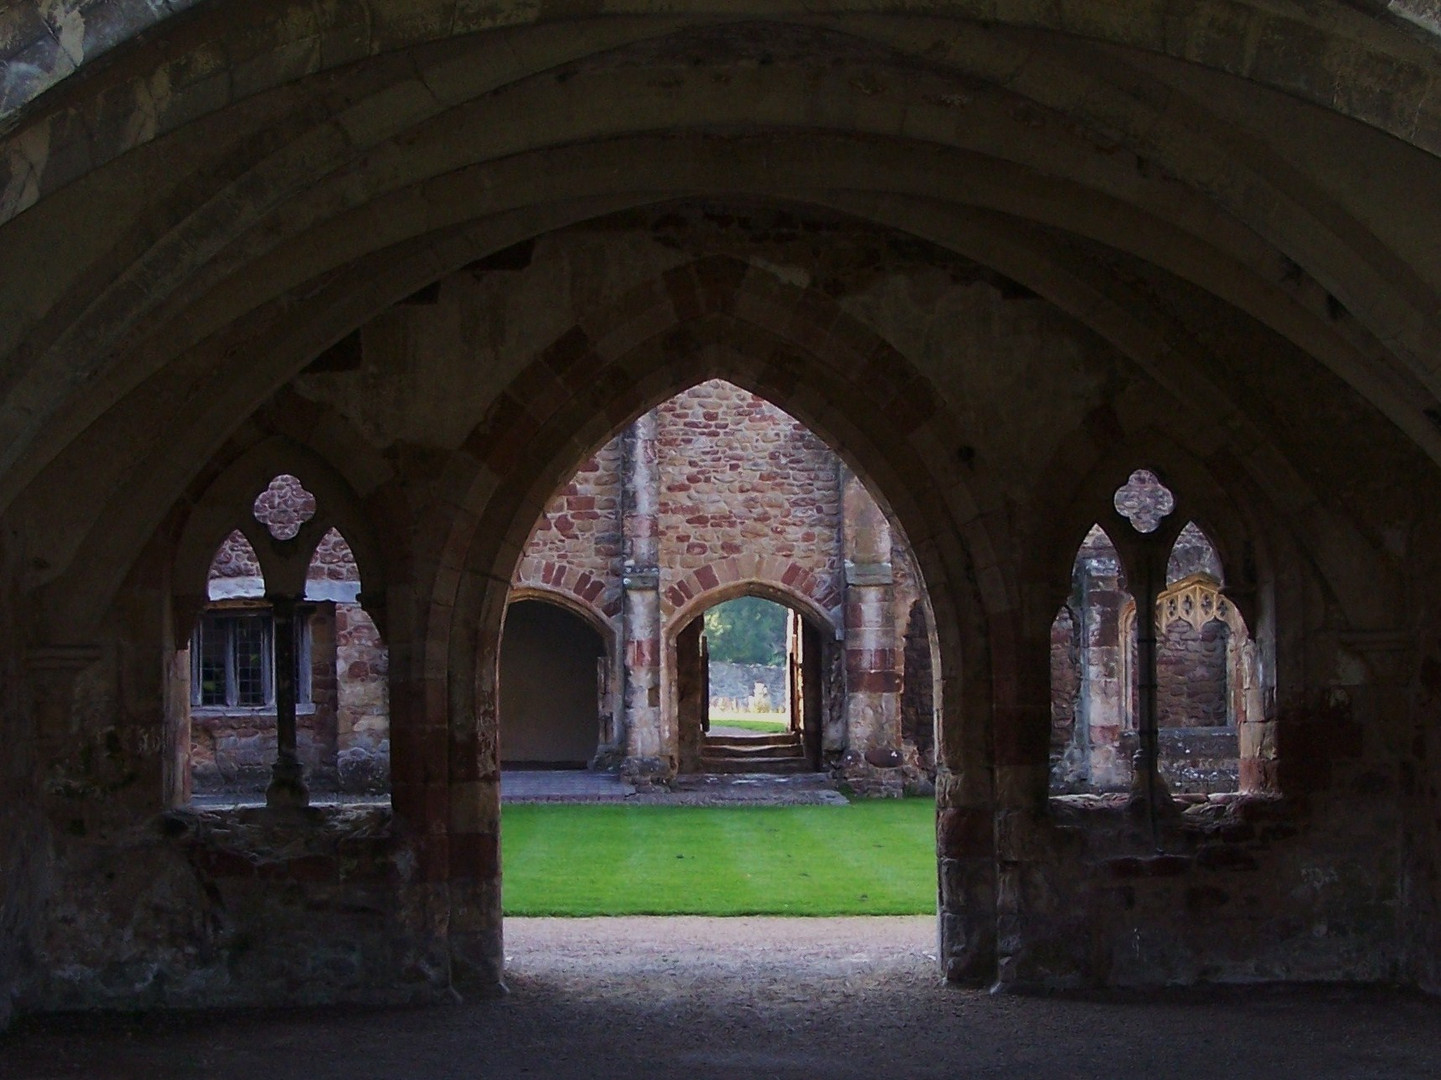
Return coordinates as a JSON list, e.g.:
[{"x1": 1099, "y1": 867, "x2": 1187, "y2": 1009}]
[{"x1": 5, "y1": 917, "x2": 1440, "y2": 1079}]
